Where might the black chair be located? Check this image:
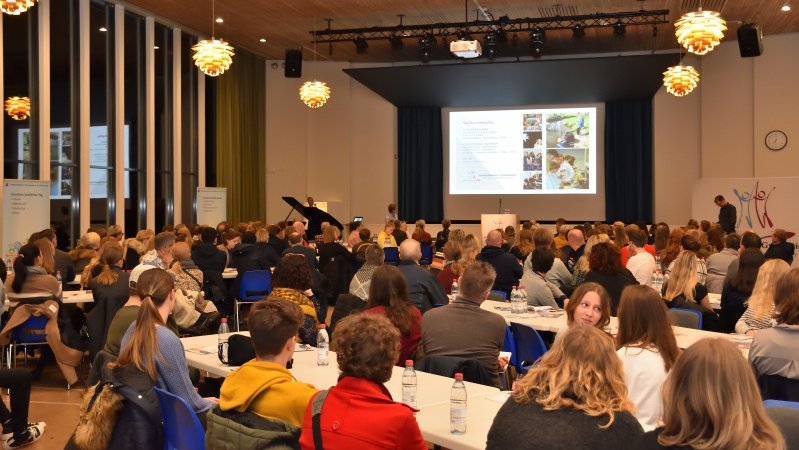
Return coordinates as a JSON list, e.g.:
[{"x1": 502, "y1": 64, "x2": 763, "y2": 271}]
[
  {"x1": 758, "y1": 374, "x2": 799, "y2": 402},
  {"x1": 416, "y1": 355, "x2": 494, "y2": 387},
  {"x1": 321, "y1": 256, "x2": 353, "y2": 305},
  {"x1": 329, "y1": 294, "x2": 366, "y2": 335}
]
